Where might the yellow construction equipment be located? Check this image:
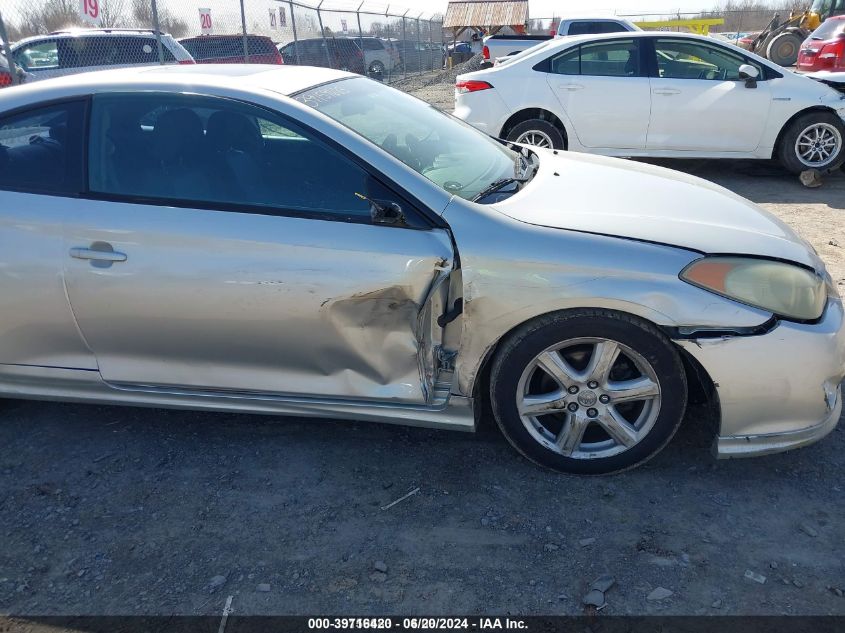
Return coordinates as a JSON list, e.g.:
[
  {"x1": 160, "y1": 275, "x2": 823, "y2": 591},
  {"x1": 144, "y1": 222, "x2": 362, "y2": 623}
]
[
  {"x1": 748, "y1": 0, "x2": 845, "y2": 66},
  {"x1": 633, "y1": 18, "x2": 725, "y2": 36}
]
